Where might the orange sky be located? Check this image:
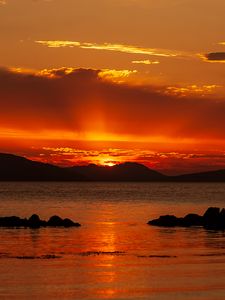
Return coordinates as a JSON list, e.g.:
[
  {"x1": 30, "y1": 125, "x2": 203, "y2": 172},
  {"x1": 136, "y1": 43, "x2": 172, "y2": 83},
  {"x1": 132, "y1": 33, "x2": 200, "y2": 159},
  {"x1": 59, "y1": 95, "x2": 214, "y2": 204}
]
[{"x1": 0, "y1": 0, "x2": 225, "y2": 174}]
